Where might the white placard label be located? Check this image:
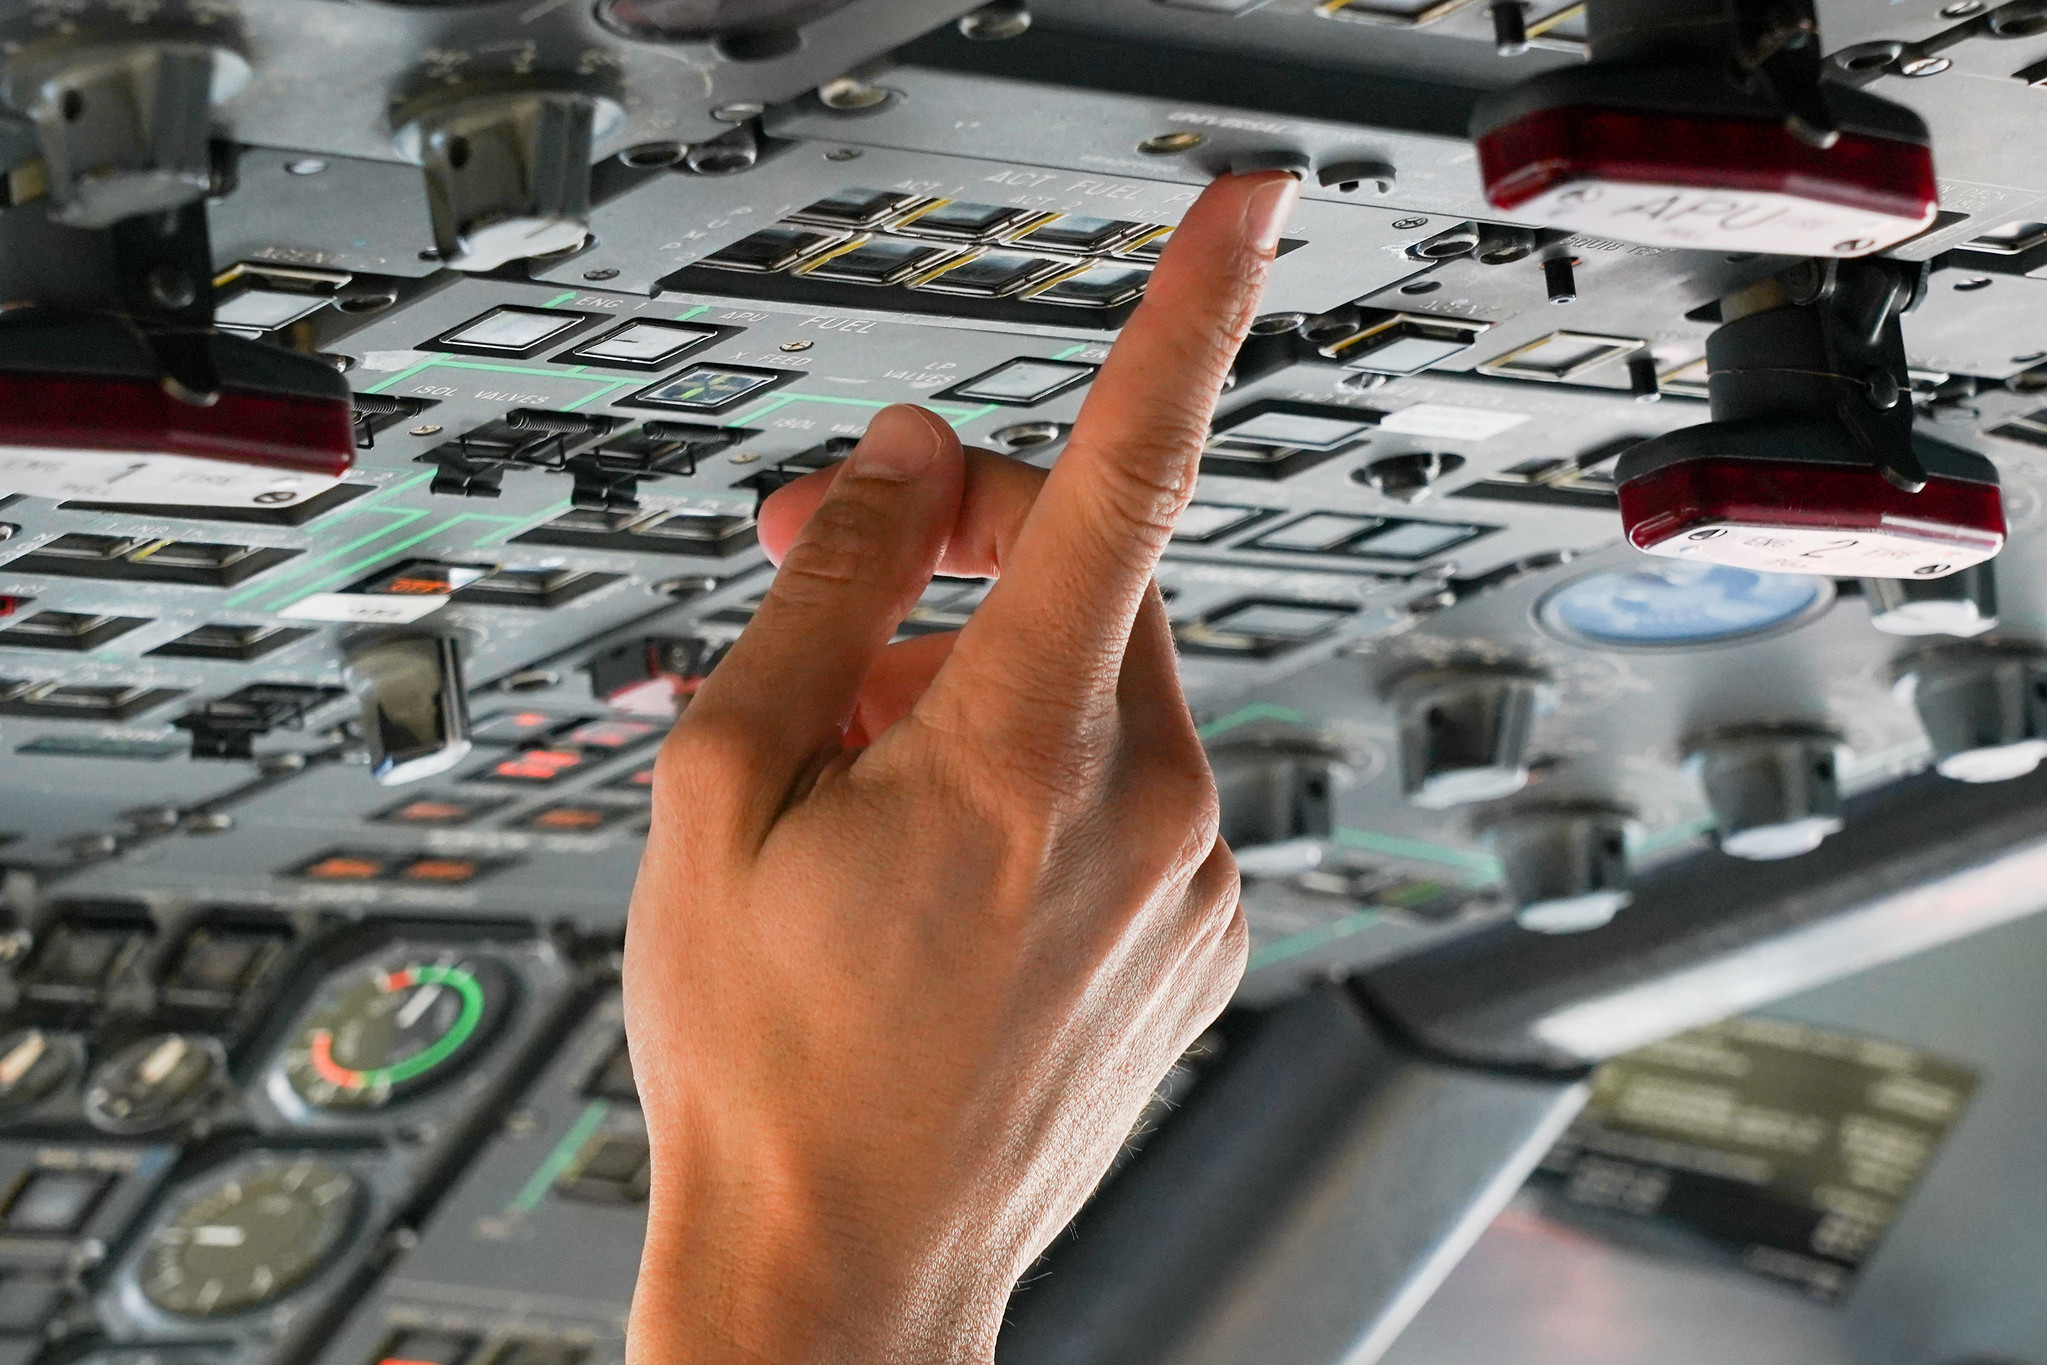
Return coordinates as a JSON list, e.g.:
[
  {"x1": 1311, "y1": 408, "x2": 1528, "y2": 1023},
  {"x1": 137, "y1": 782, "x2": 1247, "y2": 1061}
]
[
  {"x1": 280, "y1": 594, "x2": 451, "y2": 624},
  {"x1": 0, "y1": 447, "x2": 341, "y2": 508},
  {"x1": 1511, "y1": 181, "x2": 1933, "y2": 257},
  {"x1": 1377, "y1": 404, "x2": 1530, "y2": 441},
  {"x1": 1641, "y1": 521, "x2": 2000, "y2": 579}
]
